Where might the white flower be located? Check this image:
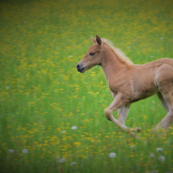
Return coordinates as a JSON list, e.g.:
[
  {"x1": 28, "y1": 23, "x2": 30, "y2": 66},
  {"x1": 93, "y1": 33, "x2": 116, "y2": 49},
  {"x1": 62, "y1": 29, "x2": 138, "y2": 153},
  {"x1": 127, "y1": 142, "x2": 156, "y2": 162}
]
[
  {"x1": 8, "y1": 149, "x2": 14, "y2": 153},
  {"x1": 6, "y1": 86, "x2": 10, "y2": 89},
  {"x1": 70, "y1": 162, "x2": 76, "y2": 167},
  {"x1": 68, "y1": 55, "x2": 72, "y2": 57},
  {"x1": 167, "y1": 138, "x2": 171, "y2": 146},
  {"x1": 144, "y1": 140, "x2": 147, "y2": 145},
  {"x1": 156, "y1": 148, "x2": 163, "y2": 152},
  {"x1": 151, "y1": 101, "x2": 155, "y2": 104},
  {"x1": 153, "y1": 171, "x2": 158, "y2": 173},
  {"x1": 150, "y1": 153, "x2": 155, "y2": 157},
  {"x1": 150, "y1": 55, "x2": 154, "y2": 58},
  {"x1": 59, "y1": 158, "x2": 66, "y2": 163},
  {"x1": 109, "y1": 152, "x2": 116, "y2": 158},
  {"x1": 22, "y1": 149, "x2": 28, "y2": 154},
  {"x1": 146, "y1": 170, "x2": 158, "y2": 173},
  {"x1": 130, "y1": 145, "x2": 135, "y2": 148},
  {"x1": 158, "y1": 156, "x2": 165, "y2": 162},
  {"x1": 61, "y1": 130, "x2": 66, "y2": 133},
  {"x1": 160, "y1": 37, "x2": 164, "y2": 40},
  {"x1": 150, "y1": 153, "x2": 154, "y2": 157},
  {"x1": 56, "y1": 155, "x2": 59, "y2": 159},
  {"x1": 71, "y1": 126, "x2": 77, "y2": 130}
]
